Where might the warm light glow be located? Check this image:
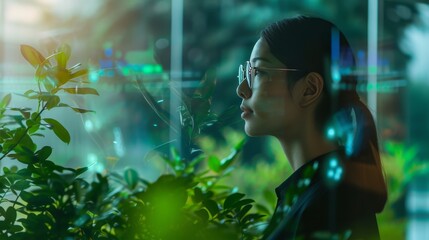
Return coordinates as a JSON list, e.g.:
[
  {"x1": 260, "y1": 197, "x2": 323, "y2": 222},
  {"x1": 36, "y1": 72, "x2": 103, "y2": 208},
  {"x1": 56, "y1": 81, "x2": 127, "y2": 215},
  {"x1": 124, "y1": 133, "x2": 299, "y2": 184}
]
[{"x1": 5, "y1": 2, "x2": 43, "y2": 25}]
